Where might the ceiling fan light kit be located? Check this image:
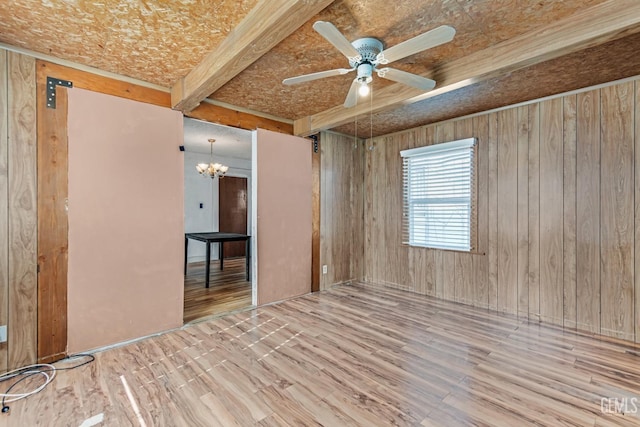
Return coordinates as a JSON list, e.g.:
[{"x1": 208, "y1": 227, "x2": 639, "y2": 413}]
[{"x1": 283, "y1": 21, "x2": 455, "y2": 108}]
